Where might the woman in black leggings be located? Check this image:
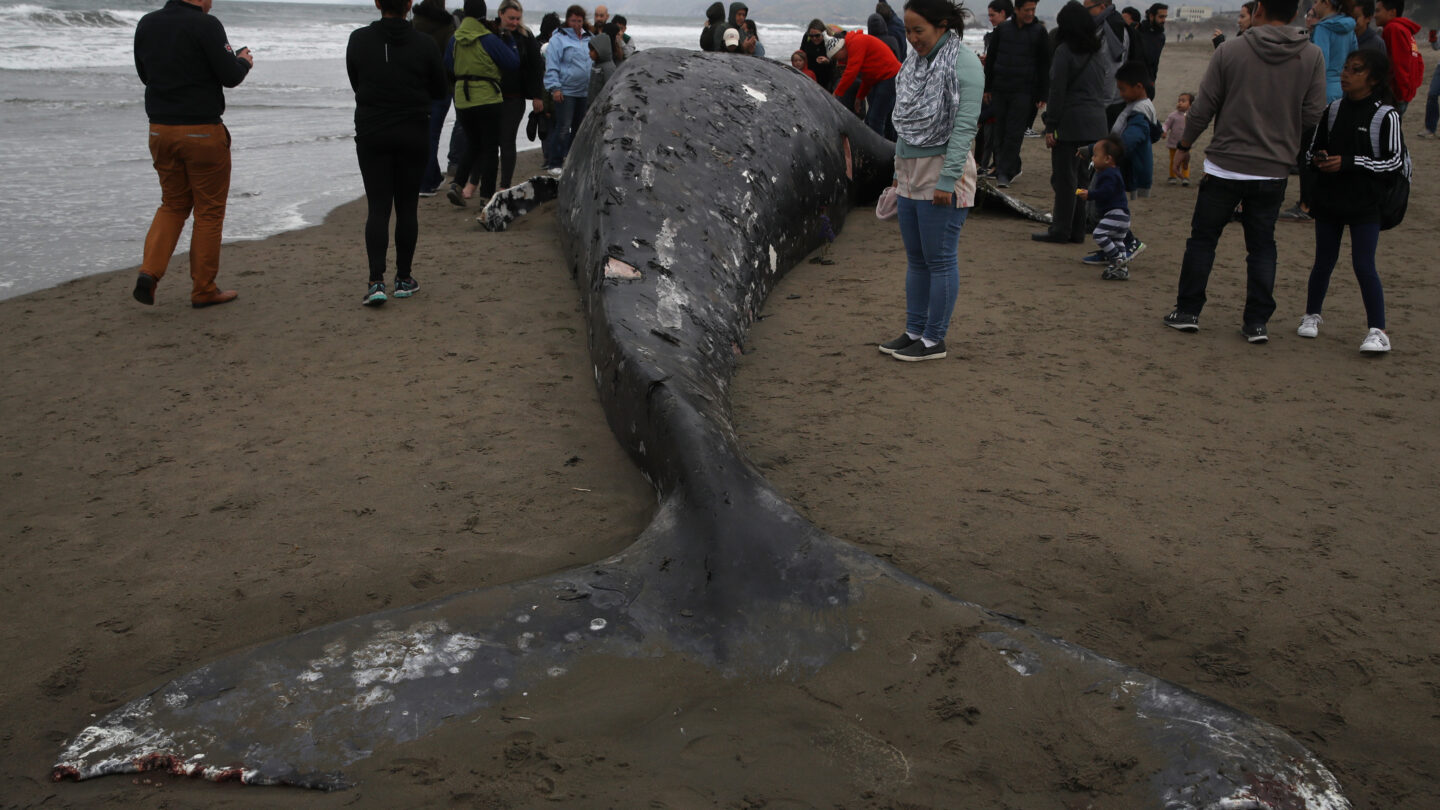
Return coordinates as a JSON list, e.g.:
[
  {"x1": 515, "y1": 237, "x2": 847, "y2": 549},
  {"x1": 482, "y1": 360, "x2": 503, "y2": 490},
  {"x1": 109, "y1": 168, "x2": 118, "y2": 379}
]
[{"x1": 346, "y1": 0, "x2": 447, "y2": 306}]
